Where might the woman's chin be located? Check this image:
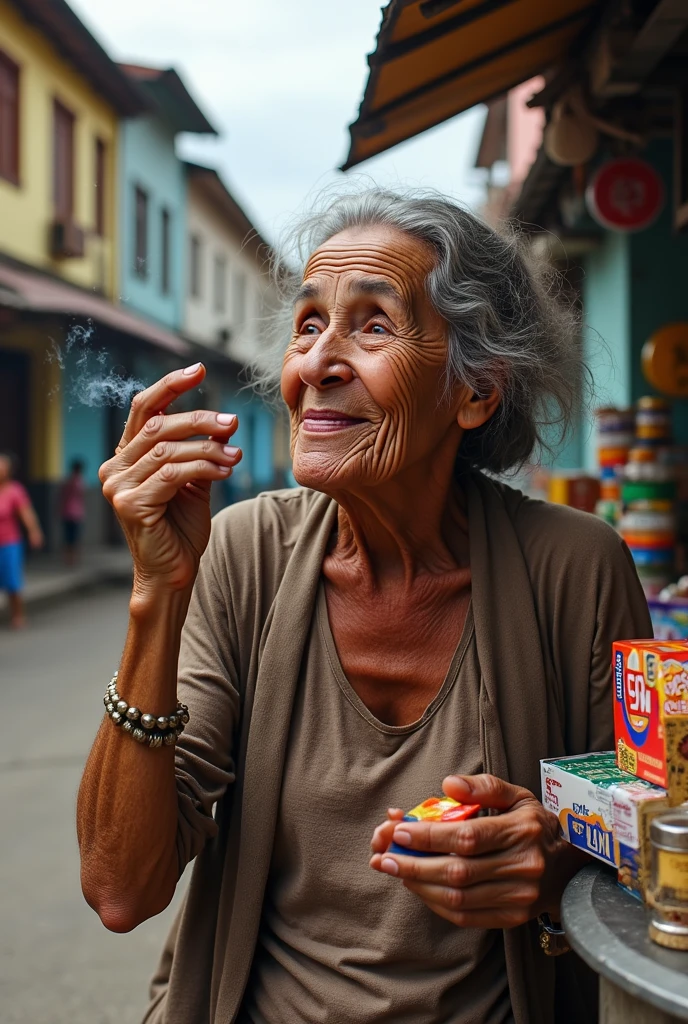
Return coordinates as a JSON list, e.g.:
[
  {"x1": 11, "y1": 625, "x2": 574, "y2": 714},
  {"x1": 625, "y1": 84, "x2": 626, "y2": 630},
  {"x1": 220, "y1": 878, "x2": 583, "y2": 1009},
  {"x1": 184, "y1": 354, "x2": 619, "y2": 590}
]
[{"x1": 291, "y1": 453, "x2": 362, "y2": 494}]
